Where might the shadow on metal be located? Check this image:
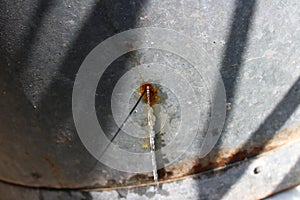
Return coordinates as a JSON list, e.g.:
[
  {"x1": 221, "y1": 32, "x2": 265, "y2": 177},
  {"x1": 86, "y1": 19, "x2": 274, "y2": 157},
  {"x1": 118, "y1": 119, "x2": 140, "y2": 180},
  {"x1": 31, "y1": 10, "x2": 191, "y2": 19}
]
[
  {"x1": 197, "y1": 0, "x2": 300, "y2": 195},
  {"x1": 0, "y1": 0, "x2": 148, "y2": 189},
  {"x1": 220, "y1": 0, "x2": 257, "y2": 104},
  {"x1": 272, "y1": 150, "x2": 300, "y2": 195},
  {"x1": 193, "y1": 0, "x2": 300, "y2": 198},
  {"x1": 0, "y1": 0, "x2": 299, "y2": 197},
  {"x1": 210, "y1": 76, "x2": 300, "y2": 199}
]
